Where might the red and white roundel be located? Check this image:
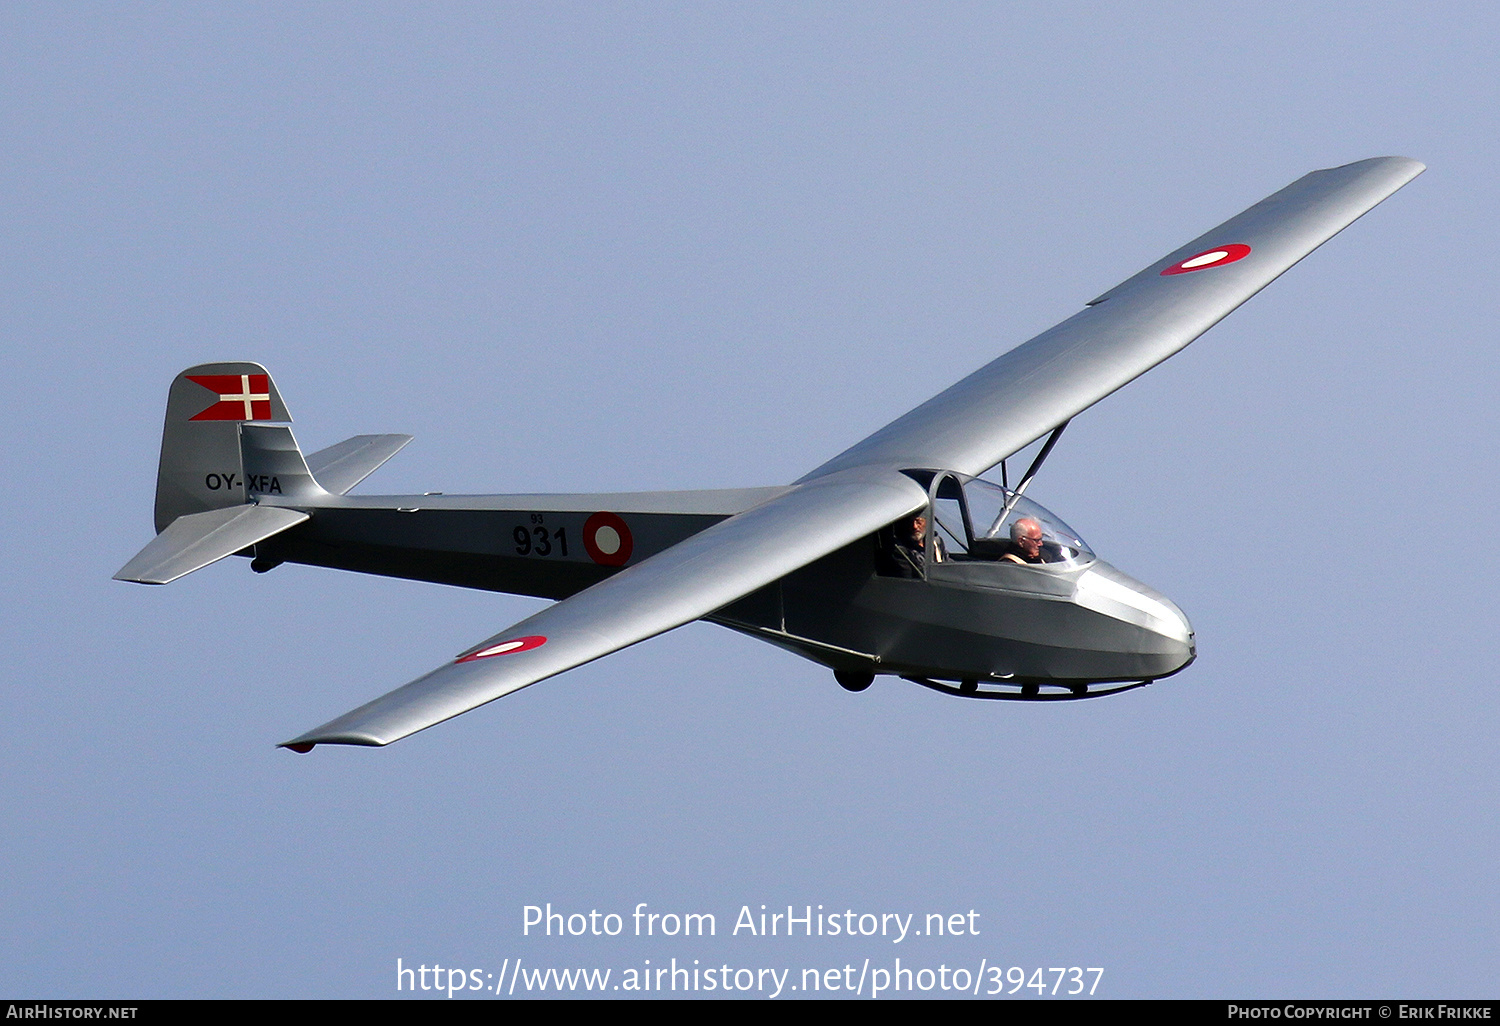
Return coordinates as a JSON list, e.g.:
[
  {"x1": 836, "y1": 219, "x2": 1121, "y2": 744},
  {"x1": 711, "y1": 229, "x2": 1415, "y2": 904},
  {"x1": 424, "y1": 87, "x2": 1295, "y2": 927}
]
[
  {"x1": 456, "y1": 635, "x2": 547, "y2": 663},
  {"x1": 583, "y1": 511, "x2": 633, "y2": 567},
  {"x1": 1160, "y1": 243, "x2": 1251, "y2": 275}
]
